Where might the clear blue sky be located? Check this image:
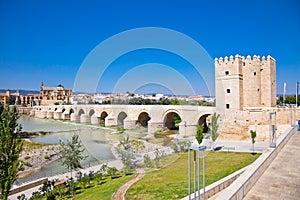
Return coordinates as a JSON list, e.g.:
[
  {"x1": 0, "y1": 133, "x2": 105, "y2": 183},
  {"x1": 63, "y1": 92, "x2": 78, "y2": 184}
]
[{"x1": 0, "y1": 0, "x2": 299, "y2": 95}]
